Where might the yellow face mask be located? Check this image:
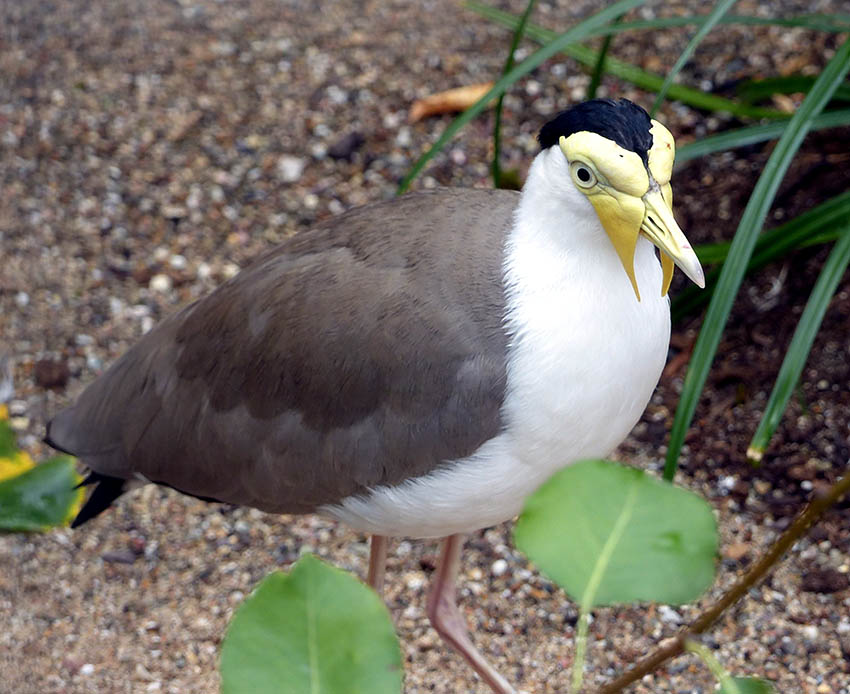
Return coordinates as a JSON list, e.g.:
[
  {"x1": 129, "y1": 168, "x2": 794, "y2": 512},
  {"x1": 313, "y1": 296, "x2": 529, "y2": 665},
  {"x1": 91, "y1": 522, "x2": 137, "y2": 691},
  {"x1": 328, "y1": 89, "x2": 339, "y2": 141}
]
[{"x1": 559, "y1": 122, "x2": 704, "y2": 300}]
